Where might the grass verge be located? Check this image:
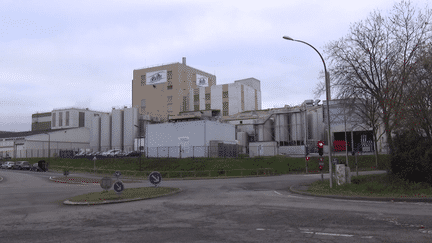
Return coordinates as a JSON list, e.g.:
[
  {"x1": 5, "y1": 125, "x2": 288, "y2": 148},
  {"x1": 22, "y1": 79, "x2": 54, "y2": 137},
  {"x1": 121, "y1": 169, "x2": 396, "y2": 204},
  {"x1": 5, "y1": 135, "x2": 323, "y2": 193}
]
[
  {"x1": 15, "y1": 154, "x2": 391, "y2": 179},
  {"x1": 66, "y1": 187, "x2": 180, "y2": 202},
  {"x1": 307, "y1": 173, "x2": 432, "y2": 198}
]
